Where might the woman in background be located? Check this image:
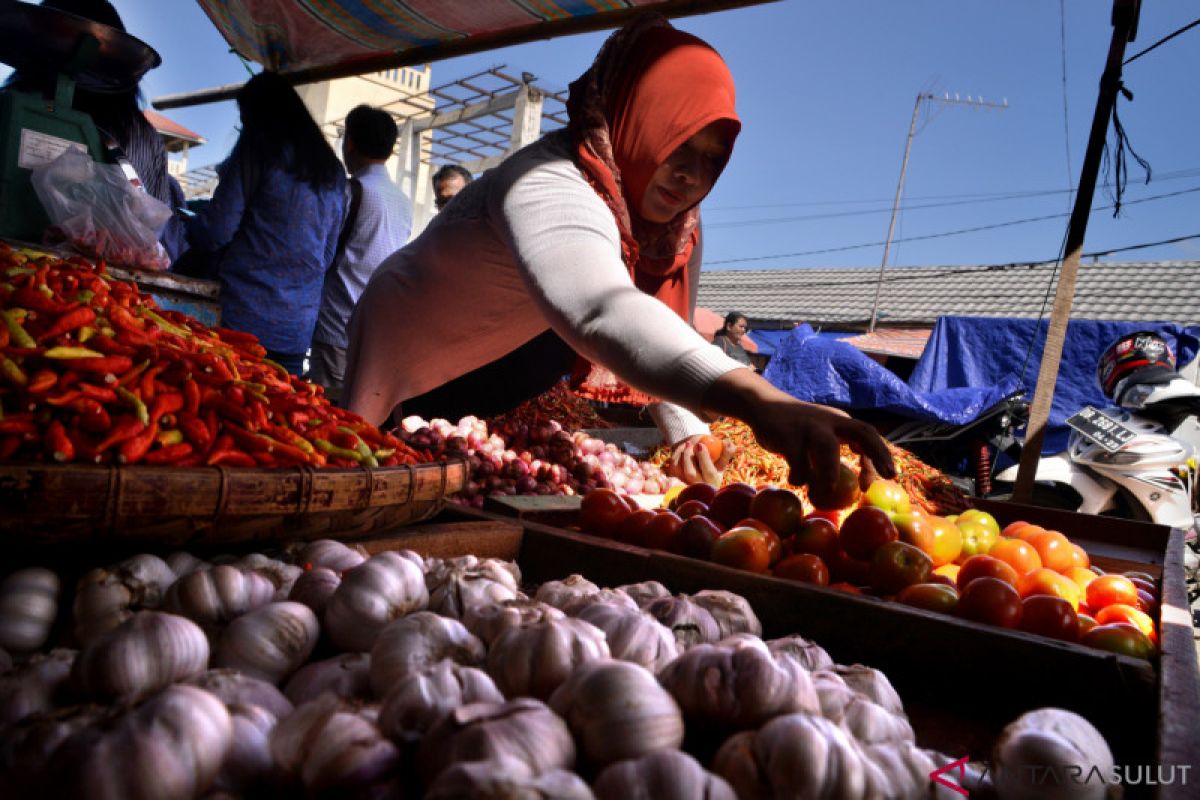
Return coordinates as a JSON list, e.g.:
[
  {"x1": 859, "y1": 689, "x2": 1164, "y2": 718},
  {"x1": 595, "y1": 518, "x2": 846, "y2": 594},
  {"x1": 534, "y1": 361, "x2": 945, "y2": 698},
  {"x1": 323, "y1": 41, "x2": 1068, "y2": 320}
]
[
  {"x1": 186, "y1": 72, "x2": 346, "y2": 374},
  {"x1": 712, "y1": 311, "x2": 755, "y2": 370}
]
